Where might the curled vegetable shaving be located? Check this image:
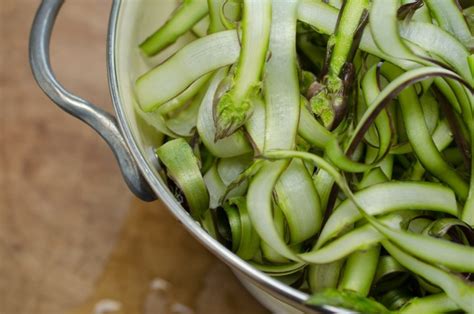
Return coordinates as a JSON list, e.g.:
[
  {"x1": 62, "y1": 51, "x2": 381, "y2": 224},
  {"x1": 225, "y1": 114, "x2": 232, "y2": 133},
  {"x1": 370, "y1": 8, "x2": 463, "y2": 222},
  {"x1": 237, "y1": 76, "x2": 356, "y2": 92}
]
[
  {"x1": 156, "y1": 138, "x2": 209, "y2": 219},
  {"x1": 136, "y1": 0, "x2": 474, "y2": 311}
]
